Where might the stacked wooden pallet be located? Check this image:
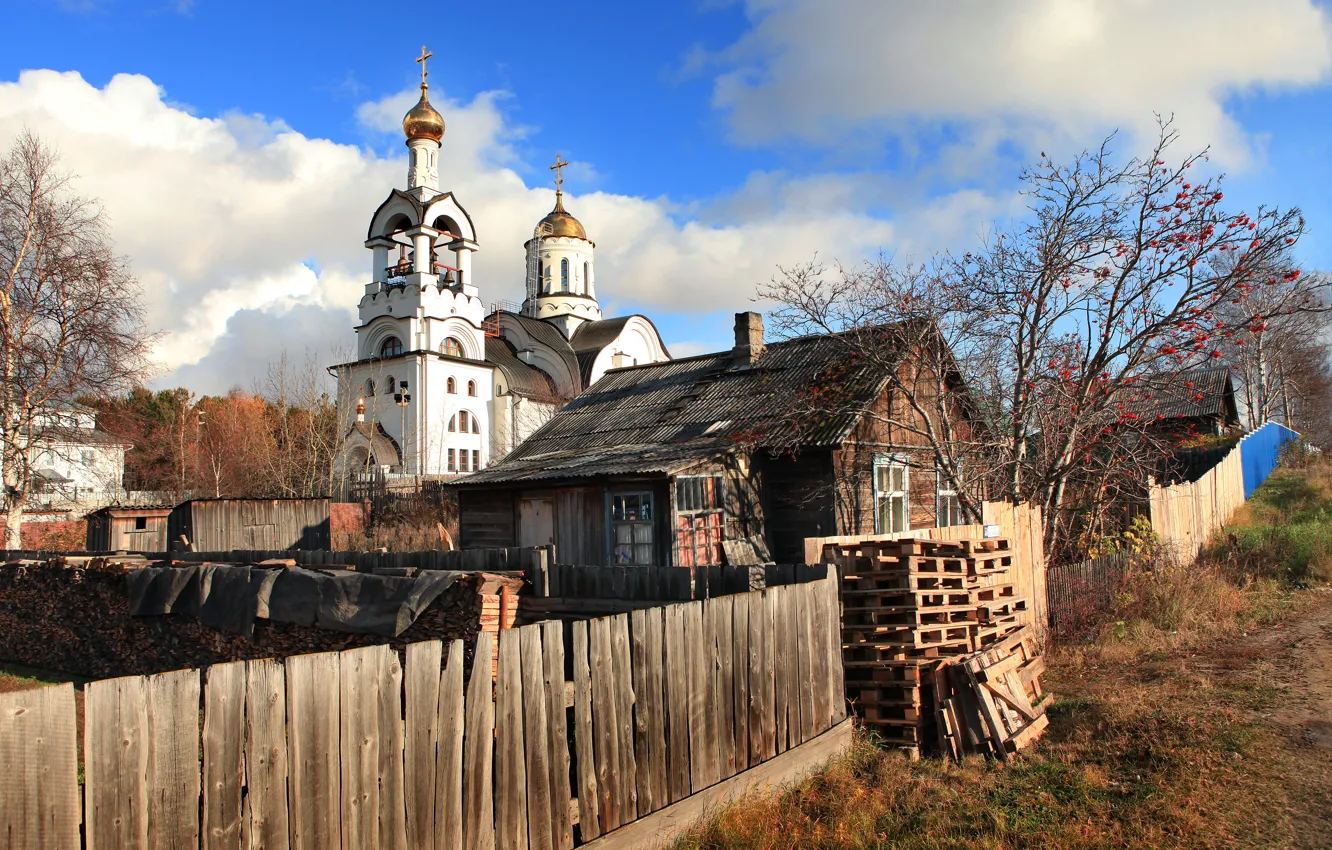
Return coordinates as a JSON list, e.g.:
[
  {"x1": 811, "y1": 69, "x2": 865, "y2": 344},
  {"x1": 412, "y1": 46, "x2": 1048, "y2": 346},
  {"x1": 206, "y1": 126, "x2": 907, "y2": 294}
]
[{"x1": 825, "y1": 536, "x2": 1032, "y2": 757}]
